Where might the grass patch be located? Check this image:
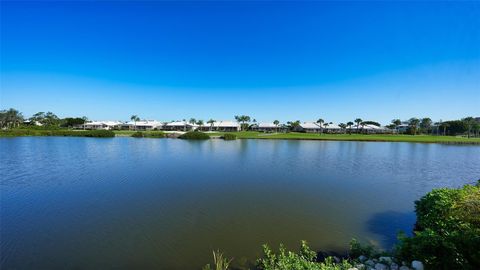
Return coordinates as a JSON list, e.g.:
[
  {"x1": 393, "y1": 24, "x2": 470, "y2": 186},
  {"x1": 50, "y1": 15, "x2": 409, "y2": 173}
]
[{"x1": 207, "y1": 132, "x2": 480, "y2": 144}]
